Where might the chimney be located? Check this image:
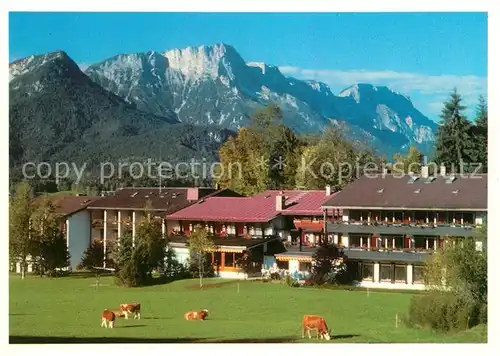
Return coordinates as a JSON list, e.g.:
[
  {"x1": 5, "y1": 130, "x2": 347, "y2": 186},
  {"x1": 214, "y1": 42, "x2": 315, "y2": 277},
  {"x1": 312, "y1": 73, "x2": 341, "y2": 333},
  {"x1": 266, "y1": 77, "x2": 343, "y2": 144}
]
[
  {"x1": 440, "y1": 165, "x2": 446, "y2": 177},
  {"x1": 325, "y1": 185, "x2": 332, "y2": 196},
  {"x1": 275, "y1": 194, "x2": 285, "y2": 211},
  {"x1": 421, "y1": 165, "x2": 429, "y2": 179},
  {"x1": 187, "y1": 188, "x2": 199, "y2": 201}
]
